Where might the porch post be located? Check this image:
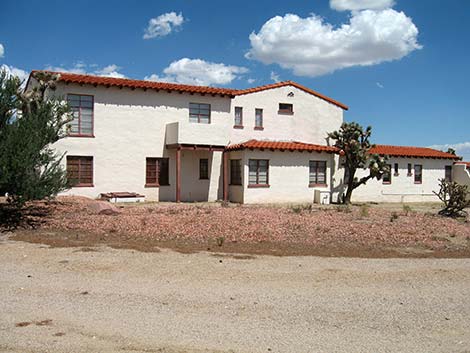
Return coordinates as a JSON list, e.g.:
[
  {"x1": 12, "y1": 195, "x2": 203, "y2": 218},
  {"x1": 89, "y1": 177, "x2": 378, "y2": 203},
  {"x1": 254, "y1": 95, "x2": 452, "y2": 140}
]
[
  {"x1": 223, "y1": 151, "x2": 229, "y2": 201},
  {"x1": 176, "y1": 147, "x2": 181, "y2": 202}
]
